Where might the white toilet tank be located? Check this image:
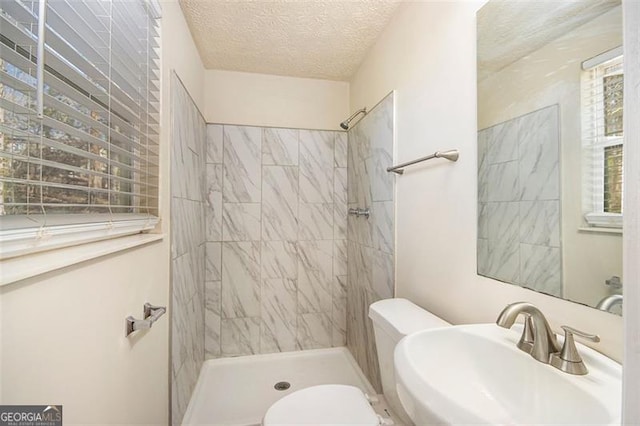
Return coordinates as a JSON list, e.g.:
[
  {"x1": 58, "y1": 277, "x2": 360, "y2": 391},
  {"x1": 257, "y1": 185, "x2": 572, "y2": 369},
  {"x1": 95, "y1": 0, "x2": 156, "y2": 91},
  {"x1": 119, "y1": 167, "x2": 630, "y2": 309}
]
[{"x1": 369, "y1": 298, "x2": 450, "y2": 424}]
